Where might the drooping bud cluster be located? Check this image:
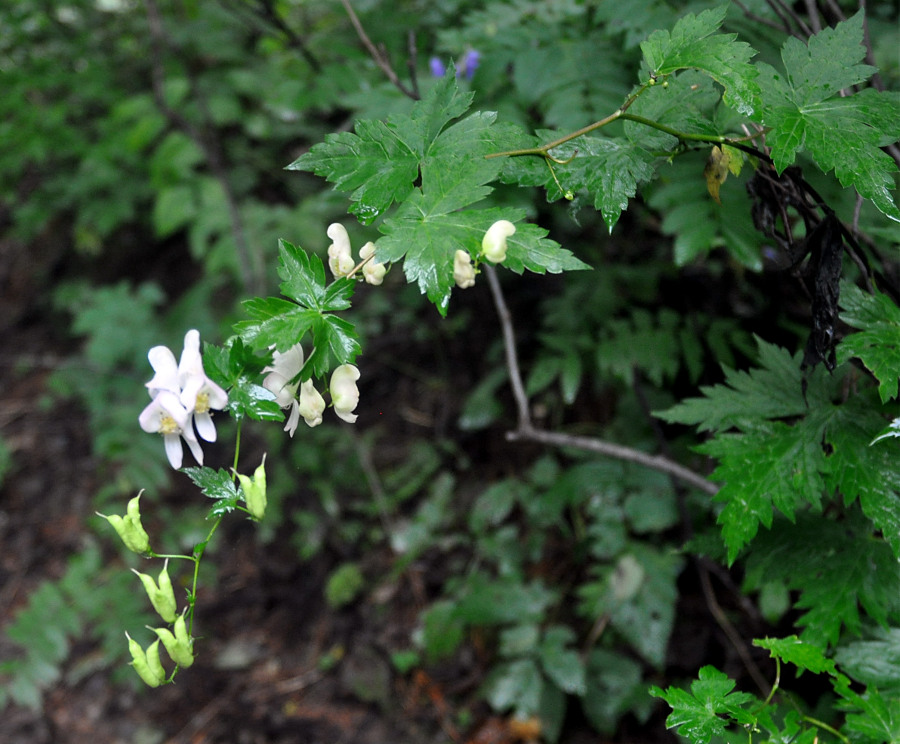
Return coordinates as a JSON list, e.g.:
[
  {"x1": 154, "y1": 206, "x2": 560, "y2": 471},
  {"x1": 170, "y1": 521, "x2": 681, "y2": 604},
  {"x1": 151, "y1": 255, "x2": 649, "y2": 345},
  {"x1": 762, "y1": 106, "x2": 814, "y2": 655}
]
[
  {"x1": 138, "y1": 330, "x2": 228, "y2": 469},
  {"x1": 327, "y1": 223, "x2": 387, "y2": 285},
  {"x1": 262, "y1": 343, "x2": 361, "y2": 435}
]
